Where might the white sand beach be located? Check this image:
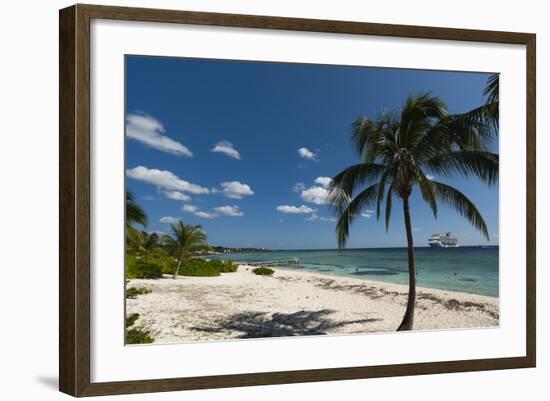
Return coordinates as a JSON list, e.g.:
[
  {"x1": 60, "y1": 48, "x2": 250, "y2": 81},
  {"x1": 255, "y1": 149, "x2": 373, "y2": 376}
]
[{"x1": 126, "y1": 265, "x2": 499, "y2": 343}]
